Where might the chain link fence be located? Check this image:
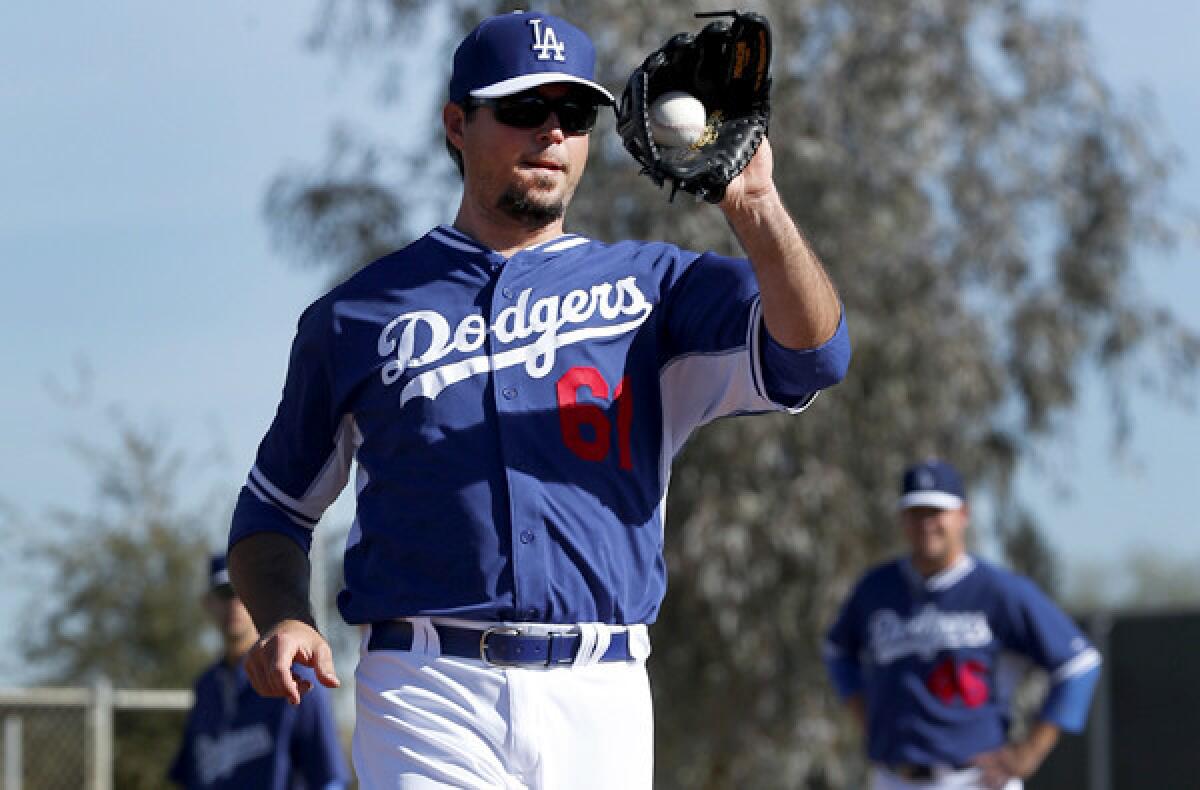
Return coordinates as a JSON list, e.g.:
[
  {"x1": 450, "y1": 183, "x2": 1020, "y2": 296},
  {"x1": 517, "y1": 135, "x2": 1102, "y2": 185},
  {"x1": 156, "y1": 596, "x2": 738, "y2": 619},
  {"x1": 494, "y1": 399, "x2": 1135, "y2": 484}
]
[{"x1": 0, "y1": 681, "x2": 191, "y2": 790}]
